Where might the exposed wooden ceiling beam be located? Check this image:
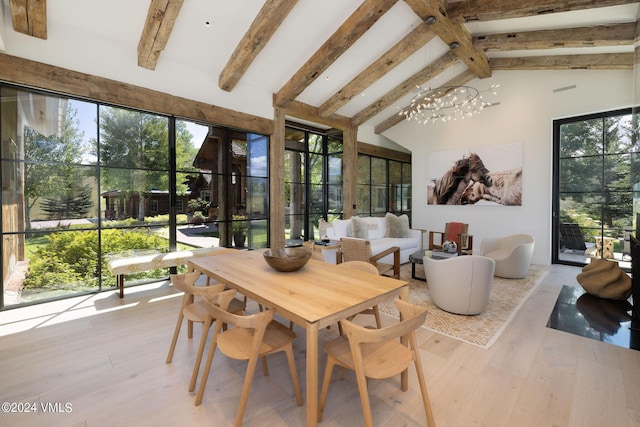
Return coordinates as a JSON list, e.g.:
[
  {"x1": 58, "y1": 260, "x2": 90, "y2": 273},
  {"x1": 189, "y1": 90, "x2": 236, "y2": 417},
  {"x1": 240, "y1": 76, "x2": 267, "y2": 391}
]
[
  {"x1": 0, "y1": 51, "x2": 273, "y2": 135},
  {"x1": 474, "y1": 23, "x2": 636, "y2": 51},
  {"x1": 374, "y1": 68, "x2": 476, "y2": 134},
  {"x1": 489, "y1": 53, "x2": 634, "y2": 70},
  {"x1": 446, "y1": 0, "x2": 638, "y2": 24},
  {"x1": 273, "y1": 0, "x2": 400, "y2": 108},
  {"x1": 283, "y1": 99, "x2": 353, "y2": 130},
  {"x1": 353, "y1": 50, "x2": 458, "y2": 125},
  {"x1": 404, "y1": 0, "x2": 491, "y2": 79},
  {"x1": 9, "y1": 0, "x2": 47, "y2": 39},
  {"x1": 219, "y1": 0, "x2": 298, "y2": 92},
  {"x1": 319, "y1": 23, "x2": 437, "y2": 117},
  {"x1": 137, "y1": 0, "x2": 184, "y2": 70}
]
